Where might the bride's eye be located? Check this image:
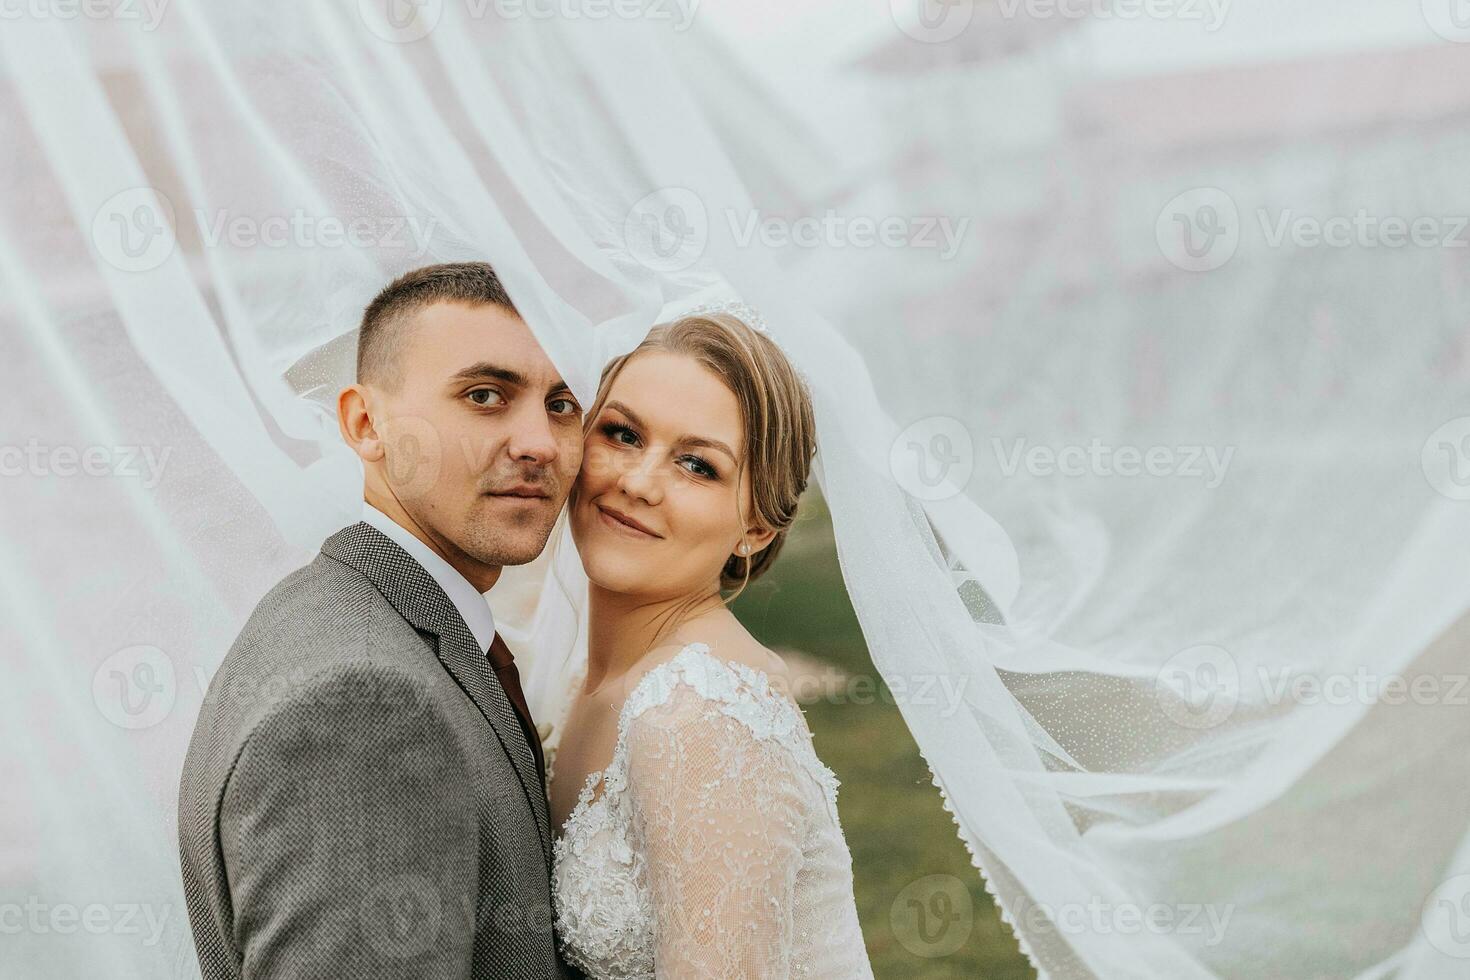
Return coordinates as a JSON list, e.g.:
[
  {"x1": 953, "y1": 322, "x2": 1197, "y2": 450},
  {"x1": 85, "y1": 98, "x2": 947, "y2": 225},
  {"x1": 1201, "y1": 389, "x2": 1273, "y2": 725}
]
[
  {"x1": 468, "y1": 388, "x2": 505, "y2": 407},
  {"x1": 600, "y1": 421, "x2": 640, "y2": 447},
  {"x1": 678, "y1": 454, "x2": 718, "y2": 479}
]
